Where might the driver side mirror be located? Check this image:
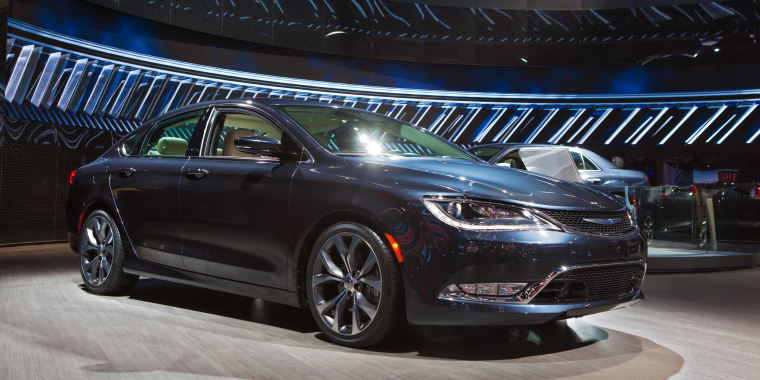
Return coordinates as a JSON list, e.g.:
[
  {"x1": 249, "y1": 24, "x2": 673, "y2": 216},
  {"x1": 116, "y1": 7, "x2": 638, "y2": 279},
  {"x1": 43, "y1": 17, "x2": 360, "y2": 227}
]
[{"x1": 234, "y1": 135, "x2": 282, "y2": 156}]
